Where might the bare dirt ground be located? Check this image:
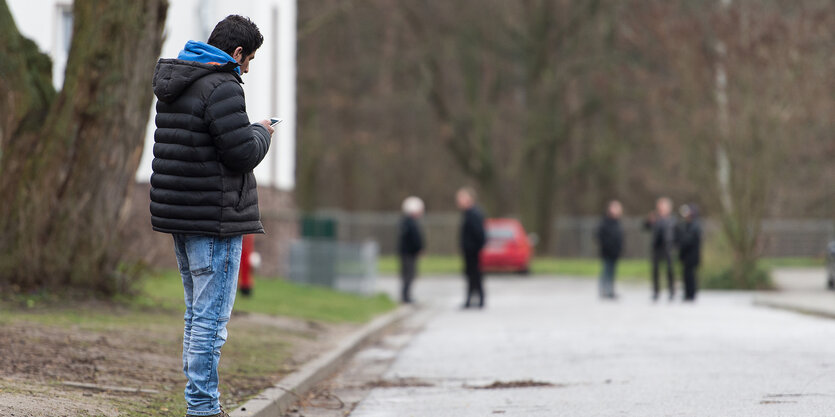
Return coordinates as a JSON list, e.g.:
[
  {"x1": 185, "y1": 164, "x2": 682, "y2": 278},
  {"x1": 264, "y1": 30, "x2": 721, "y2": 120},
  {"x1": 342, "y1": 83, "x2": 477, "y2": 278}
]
[{"x1": 0, "y1": 309, "x2": 356, "y2": 417}]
